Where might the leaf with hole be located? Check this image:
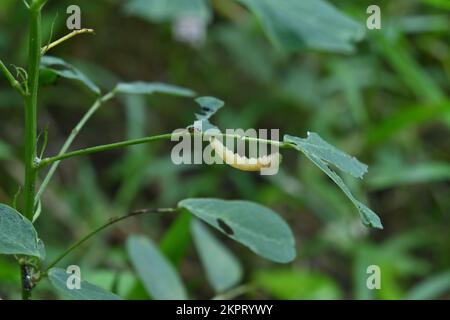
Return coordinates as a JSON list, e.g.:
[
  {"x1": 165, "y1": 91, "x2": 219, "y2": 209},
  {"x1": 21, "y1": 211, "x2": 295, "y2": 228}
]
[
  {"x1": 284, "y1": 134, "x2": 382, "y2": 229},
  {"x1": 287, "y1": 132, "x2": 368, "y2": 178},
  {"x1": 195, "y1": 96, "x2": 224, "y2": 121},
  {"x1": 192, "y1": 96, "x2": 224, "y2": 132},
  {"x1": 179, "y1": 198, "x2": 296, "y2": 263},
  {"x1": 0, "y1": 204, "x2": 45, "y2": 259}
]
